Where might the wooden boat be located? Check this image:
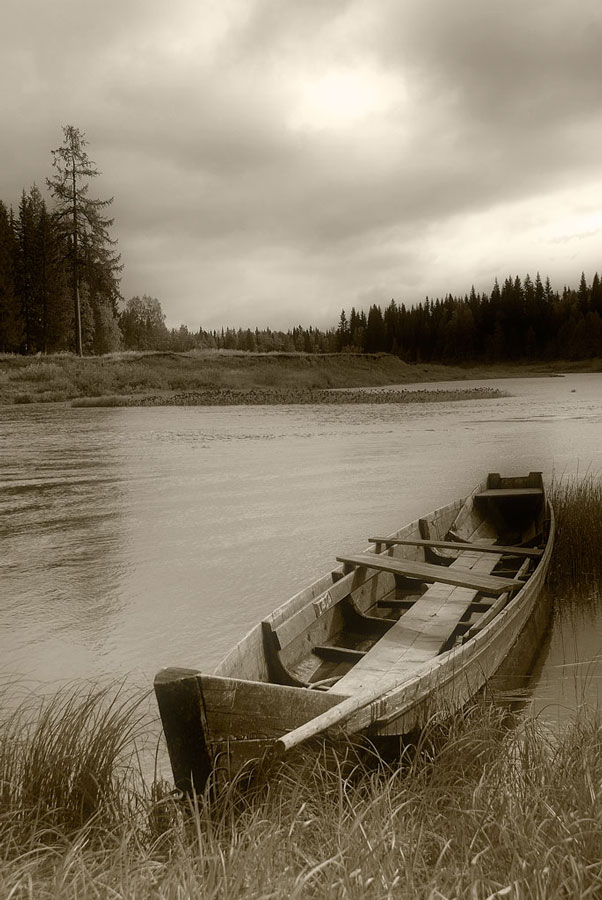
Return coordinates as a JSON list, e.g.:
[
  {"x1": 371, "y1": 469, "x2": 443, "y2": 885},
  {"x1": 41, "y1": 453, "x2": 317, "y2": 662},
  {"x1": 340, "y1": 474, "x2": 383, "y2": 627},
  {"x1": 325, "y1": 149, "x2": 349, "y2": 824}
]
[{"x1": 155, "y1": 472, "x2": 554, "y2": 794}]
